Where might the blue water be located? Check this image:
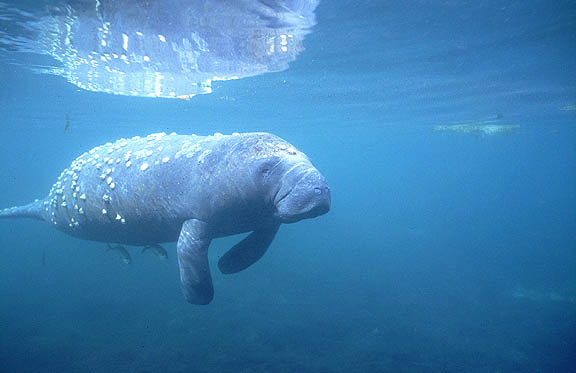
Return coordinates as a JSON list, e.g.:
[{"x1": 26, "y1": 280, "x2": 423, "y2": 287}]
[{"x1": 1, "y1": 0, "x2": 575, "y2": 372}]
